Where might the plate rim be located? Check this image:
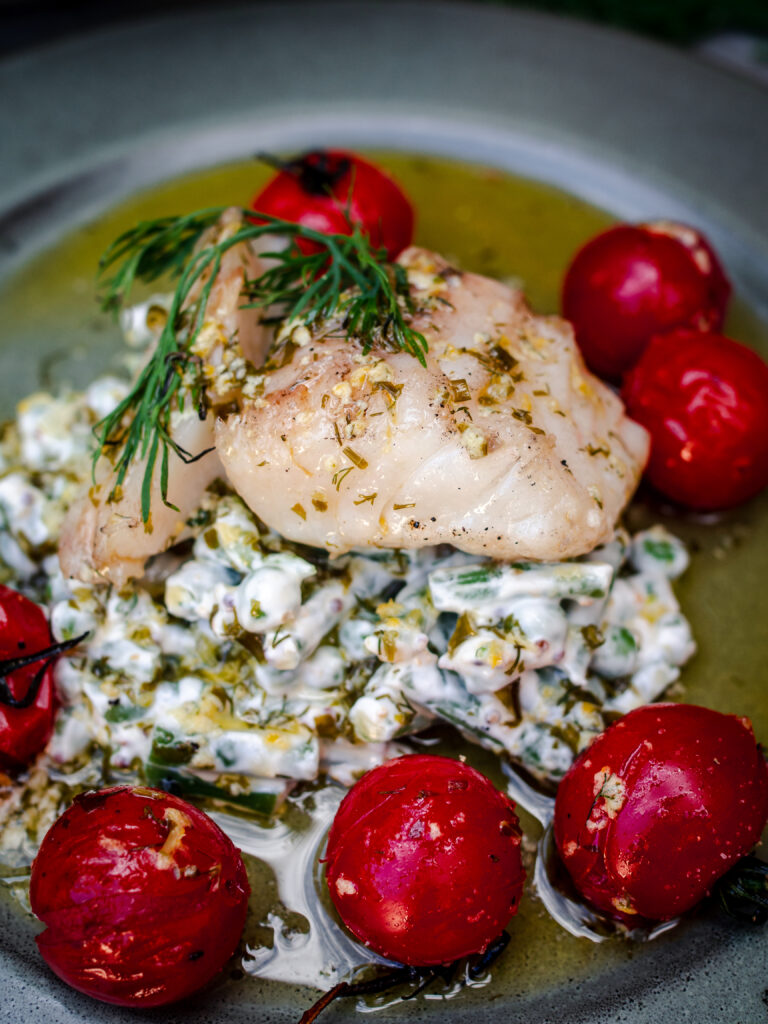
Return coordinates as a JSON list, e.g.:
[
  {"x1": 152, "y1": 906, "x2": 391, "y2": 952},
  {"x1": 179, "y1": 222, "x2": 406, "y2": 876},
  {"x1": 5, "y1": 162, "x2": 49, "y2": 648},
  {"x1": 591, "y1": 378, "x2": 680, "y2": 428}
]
[{"x1": 0, "y1": 4, "x2": 766, "y2": 1022}]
